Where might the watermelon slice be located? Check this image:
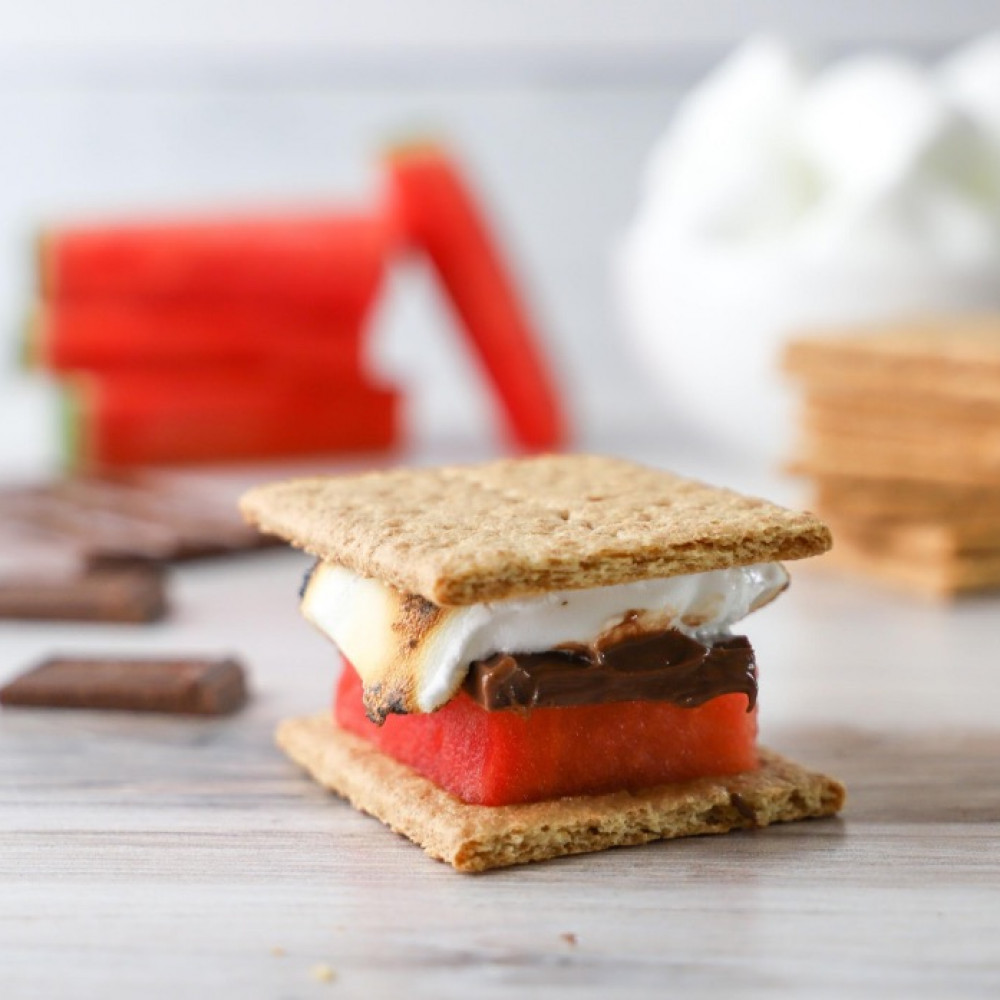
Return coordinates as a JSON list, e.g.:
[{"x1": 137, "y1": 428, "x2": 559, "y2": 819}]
[
  {"x1": 64, "y1": 371, "x2": 399, "y2": 469},
  {"x1": 40, "y1": 213, "x2": 390, "y2": 310},
  {"x1": 28, "y1": 300, "x2": 365, "y2": 375},
  {"x1": 334, "y1": 661, "x2": 758, "y2": 807},
  {"x1": 384, "y1": 144, "x2": 567, "y2": 452}
]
